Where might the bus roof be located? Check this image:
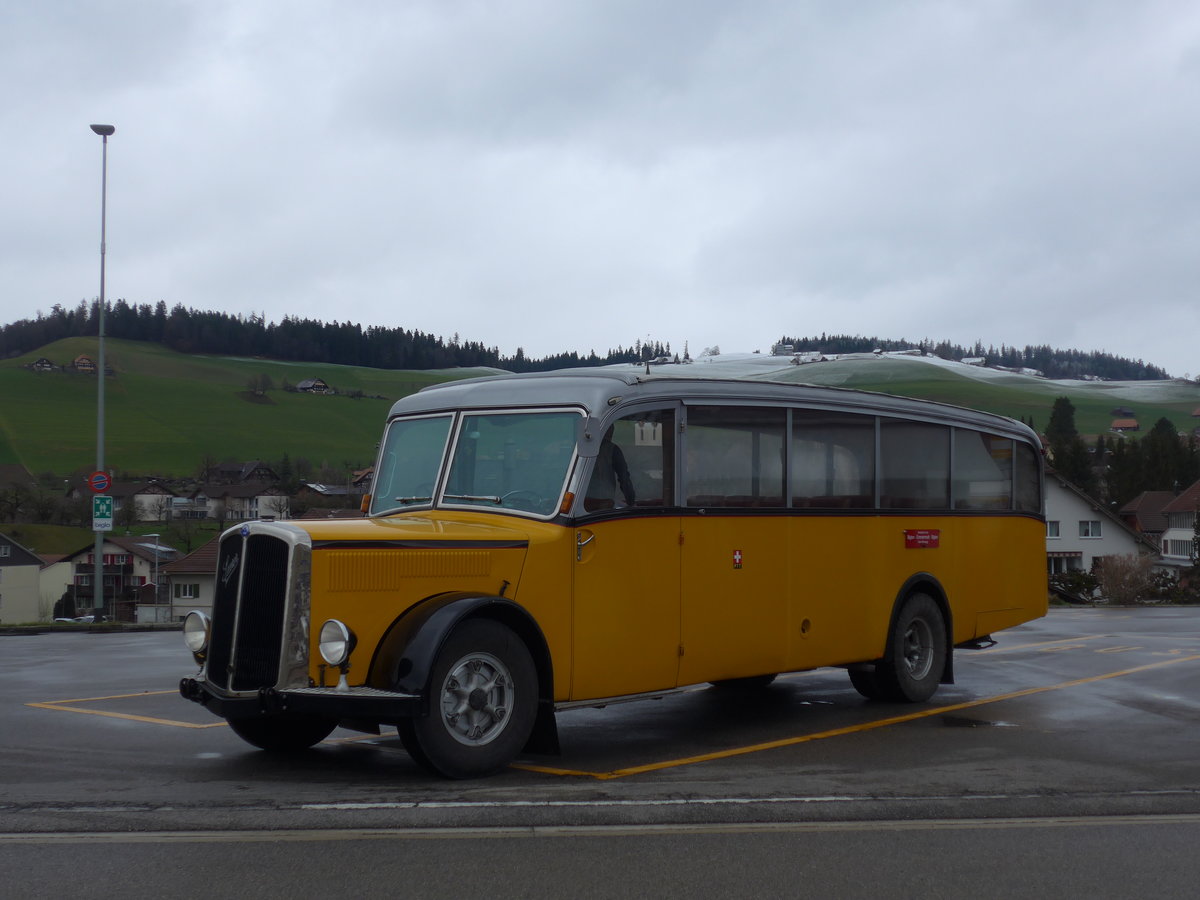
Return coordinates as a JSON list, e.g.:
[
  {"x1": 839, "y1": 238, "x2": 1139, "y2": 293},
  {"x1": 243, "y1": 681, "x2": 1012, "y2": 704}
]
[{"x1": 388, "y1": 369, "x2": 1040, "y2": 444}]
